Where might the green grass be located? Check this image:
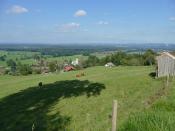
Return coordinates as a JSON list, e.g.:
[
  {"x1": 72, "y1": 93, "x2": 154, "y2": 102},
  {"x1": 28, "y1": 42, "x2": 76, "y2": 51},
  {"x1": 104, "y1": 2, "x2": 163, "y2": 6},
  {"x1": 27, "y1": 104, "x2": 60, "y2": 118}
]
[
  {"x1": 0, "y1": 66, "x2": 171, "y2": 130},
  {"x1": 119, "y1": 76, "x2": 175, "y2": 131},
  {"x1": 0, "y1": 50, "x2": 39, "y2": 66},
  {"x1": 0, "y1": 50, "x2": 87, "y2": 67}
]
